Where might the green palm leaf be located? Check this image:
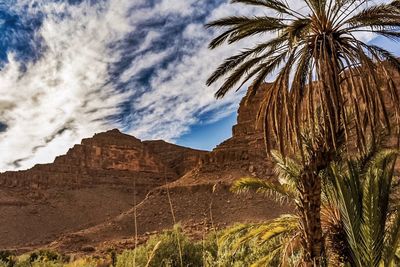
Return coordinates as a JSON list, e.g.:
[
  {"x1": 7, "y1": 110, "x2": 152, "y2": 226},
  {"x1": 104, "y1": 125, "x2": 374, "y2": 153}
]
[{"x1": 231, "y1": 177, "x2": 297, "y2": 203}]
